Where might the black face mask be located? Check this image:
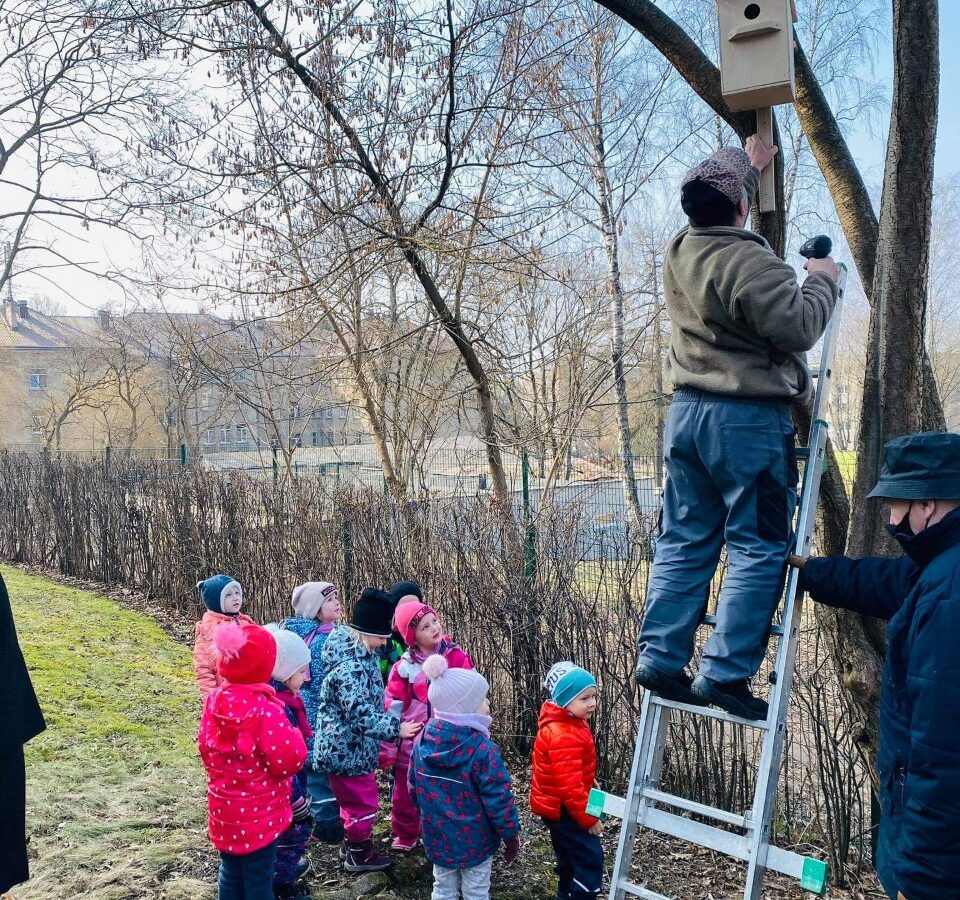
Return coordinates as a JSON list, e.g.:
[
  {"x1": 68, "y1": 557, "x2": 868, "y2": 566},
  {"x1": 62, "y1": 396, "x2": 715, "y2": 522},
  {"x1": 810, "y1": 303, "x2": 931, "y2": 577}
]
[{"x1": 885, "y1": 503, "x2": 915, "y2": 541}]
